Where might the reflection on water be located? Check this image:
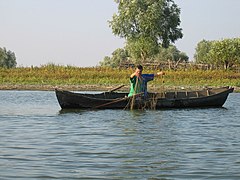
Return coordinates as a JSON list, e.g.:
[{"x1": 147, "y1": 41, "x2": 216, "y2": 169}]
[{"x1": 0, "y1": 91, "x2": 240, "y2": 179}]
